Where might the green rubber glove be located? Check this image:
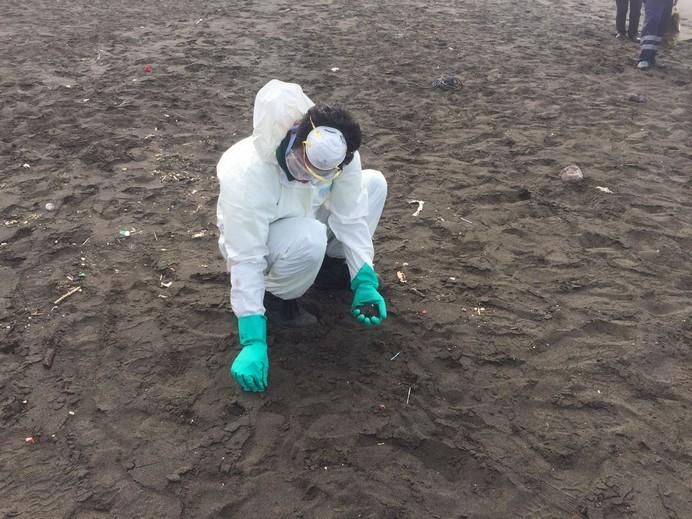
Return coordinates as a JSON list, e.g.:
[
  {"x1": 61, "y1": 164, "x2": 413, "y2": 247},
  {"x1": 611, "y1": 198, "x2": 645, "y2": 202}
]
[
  {"x1": 351, "y1": 264, "x2": 387, "y2": 327},
  {"x1": 230, "y1": 315, "x2": 268, "y2": 392}
]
